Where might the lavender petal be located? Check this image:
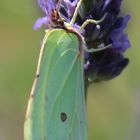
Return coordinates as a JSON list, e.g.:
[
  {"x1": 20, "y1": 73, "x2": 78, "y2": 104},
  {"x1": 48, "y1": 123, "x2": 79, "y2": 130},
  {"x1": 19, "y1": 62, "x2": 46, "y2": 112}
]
[{"x1": 33, "y1": 17, "x2": 49, "y2": 30}]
